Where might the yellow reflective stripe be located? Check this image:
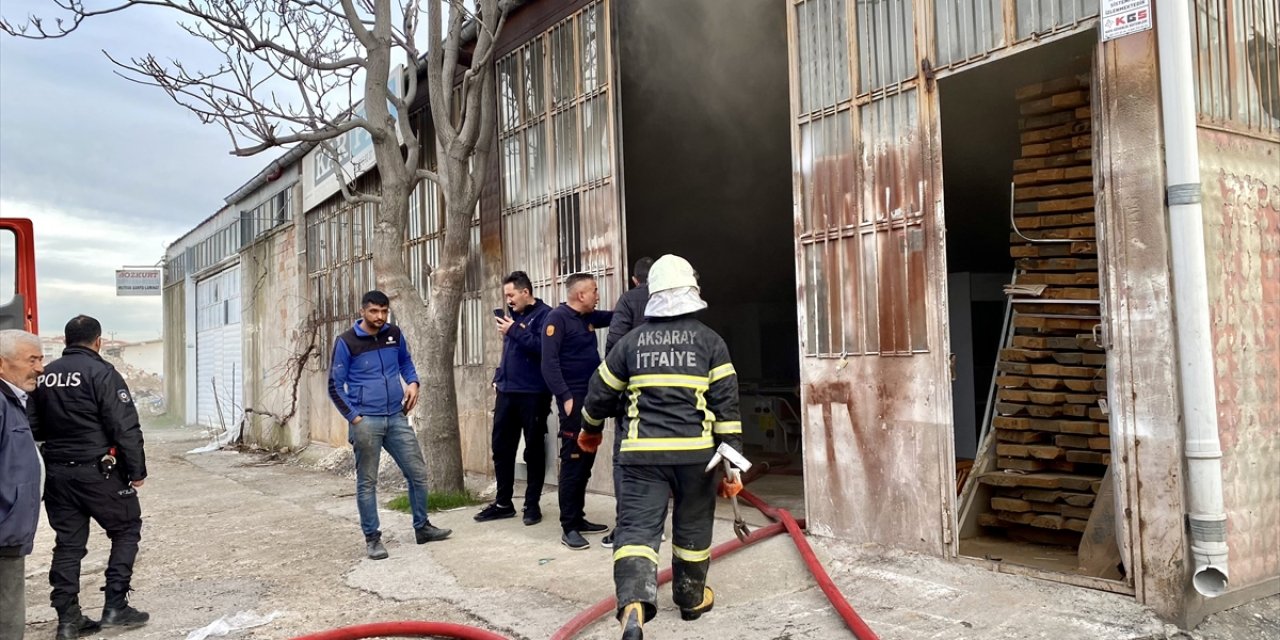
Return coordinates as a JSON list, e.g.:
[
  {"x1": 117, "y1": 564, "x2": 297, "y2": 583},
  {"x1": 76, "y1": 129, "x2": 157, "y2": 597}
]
[
  {"x1": 598, "y1": 363, "x2": 626, "y2": 391},
  {"x1": 629, "y1": 374, "x2": 709, "y2": 390},
  {"x1": 619, "y1": 436, "x2": 715, "y2": 452},
  {"x1": 713, "y1": 421, "x2": 742, "y2": 434},
  {"x1": 672, "y1": 545, "x2": 711, "y2": 563},
  {"x1": 709, "y1": 363, "x2": 737, "y2": 383},
  {"x1": 583, "y1": 410, "x2": 603, "y2": 427},
  {"x1": 613, "y1": 545, "x2": 659, "y2": 564},
  {"x1": 697, "y1": 388, "x2": 712, "y2": 439},
  {"x1": 627, "y1": 388, "x2": 641, "y2": 441}
]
